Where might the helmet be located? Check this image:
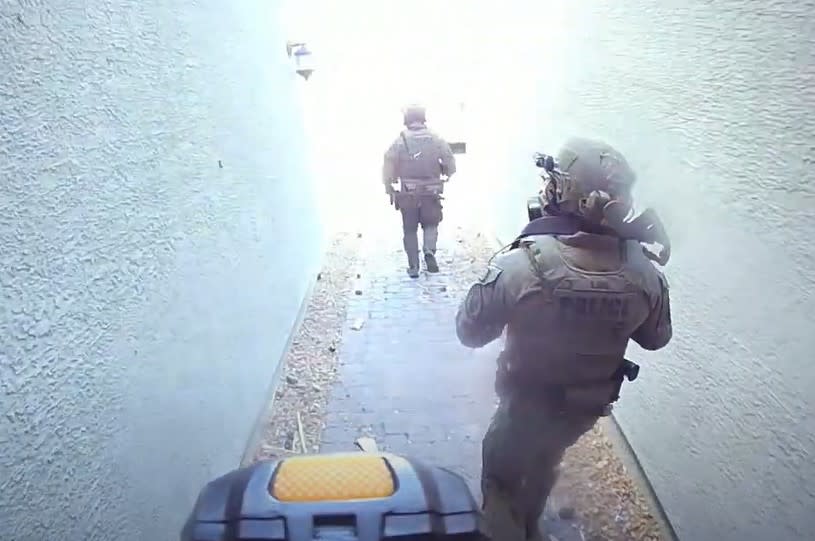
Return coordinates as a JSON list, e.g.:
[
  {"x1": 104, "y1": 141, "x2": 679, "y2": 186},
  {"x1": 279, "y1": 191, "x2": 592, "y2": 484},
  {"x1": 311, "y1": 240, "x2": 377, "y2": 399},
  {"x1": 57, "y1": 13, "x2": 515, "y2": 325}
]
[
  {"x1": 543, "y1": 137, "x2": 637, "y2": 224},
  {"x1": 402, "y1": 104, "x2": 427, "y2": 127}
]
